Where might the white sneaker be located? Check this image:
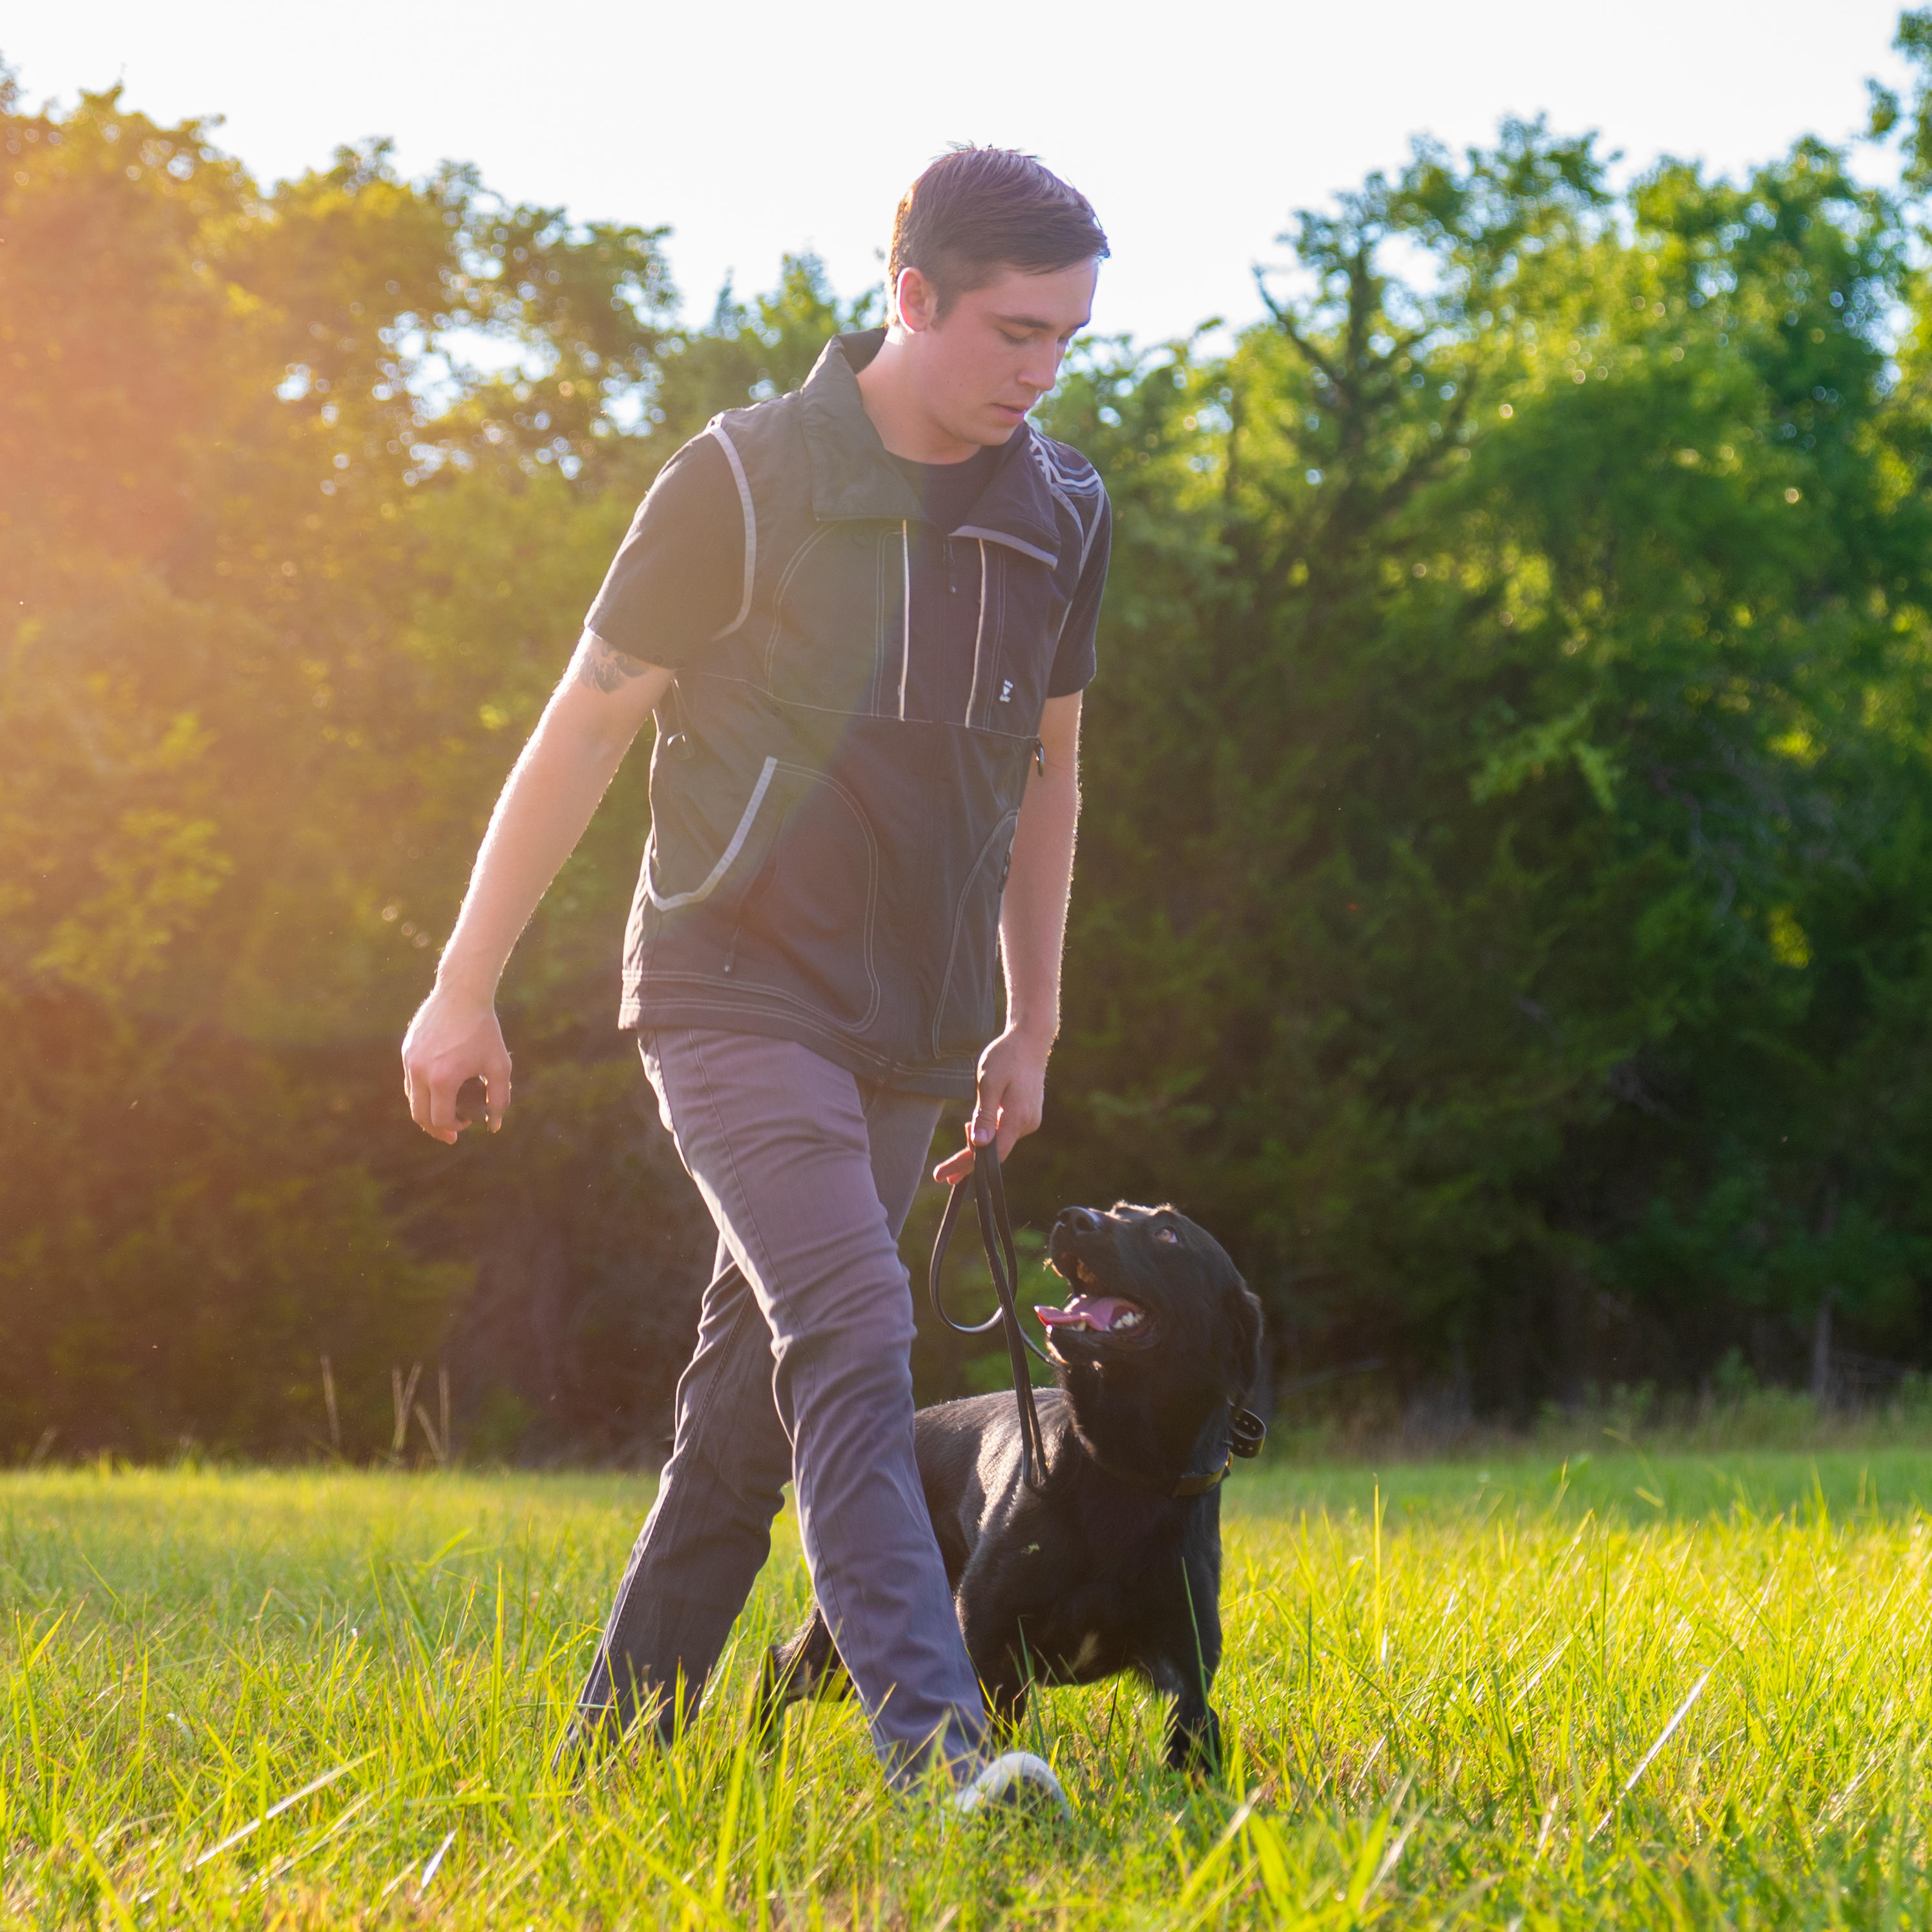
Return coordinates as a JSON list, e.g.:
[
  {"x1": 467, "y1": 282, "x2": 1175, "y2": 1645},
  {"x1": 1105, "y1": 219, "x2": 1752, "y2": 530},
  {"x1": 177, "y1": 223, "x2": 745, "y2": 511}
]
[{"x1": 949, "y1": 1750, "x2": 1070, "y2": 1819}]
